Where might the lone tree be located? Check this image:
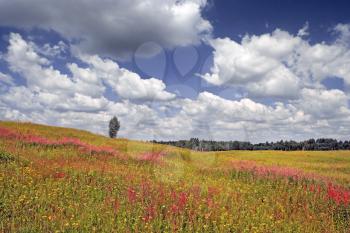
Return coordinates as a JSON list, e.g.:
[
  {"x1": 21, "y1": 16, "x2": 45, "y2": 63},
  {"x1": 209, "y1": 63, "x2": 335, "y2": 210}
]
[{"x1": 109, "y1": 116, "x2": 120, "y2": 138}]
